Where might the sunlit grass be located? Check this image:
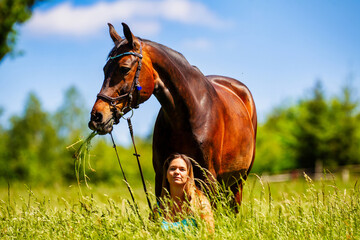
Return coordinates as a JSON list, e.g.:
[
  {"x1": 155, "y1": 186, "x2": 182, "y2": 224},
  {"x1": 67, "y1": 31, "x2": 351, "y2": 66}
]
[{"x1": 0, "y1": 174, "x2": 359, "y2": 239}]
